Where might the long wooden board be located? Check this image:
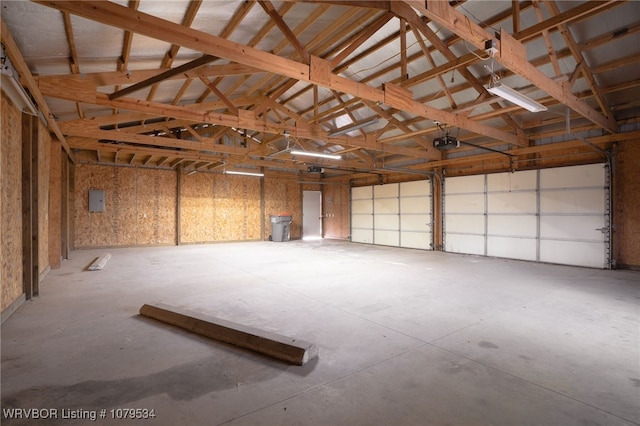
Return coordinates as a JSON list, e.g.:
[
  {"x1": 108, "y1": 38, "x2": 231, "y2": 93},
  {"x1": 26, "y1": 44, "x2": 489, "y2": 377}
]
[{"x1": 139, "y1": 303, "x2": 319, "y2": 365}]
